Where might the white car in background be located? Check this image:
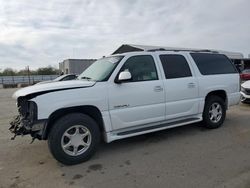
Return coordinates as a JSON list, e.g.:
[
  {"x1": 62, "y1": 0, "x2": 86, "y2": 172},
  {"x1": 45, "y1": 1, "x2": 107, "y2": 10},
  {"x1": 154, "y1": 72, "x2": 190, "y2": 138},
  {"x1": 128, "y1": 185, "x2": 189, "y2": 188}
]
[
  {"x1": 36, "y1": 74, "x2": 77, "y2": 85},
  {"x1": 241, "y1": 81, "x2": 250, "y2": 103}
]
